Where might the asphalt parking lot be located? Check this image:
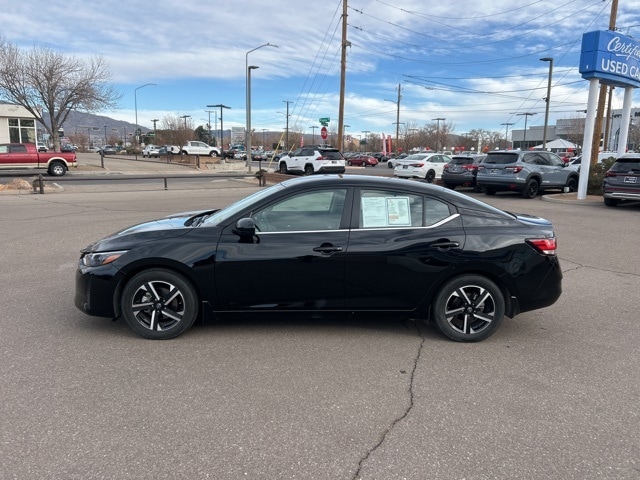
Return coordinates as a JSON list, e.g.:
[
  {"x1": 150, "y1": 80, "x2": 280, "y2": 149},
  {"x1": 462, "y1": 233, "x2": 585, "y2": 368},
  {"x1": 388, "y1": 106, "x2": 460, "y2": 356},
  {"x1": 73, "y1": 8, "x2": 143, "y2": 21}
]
[{"x1": 1, "y1": 171, "x2": 639, "y2": 479}]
